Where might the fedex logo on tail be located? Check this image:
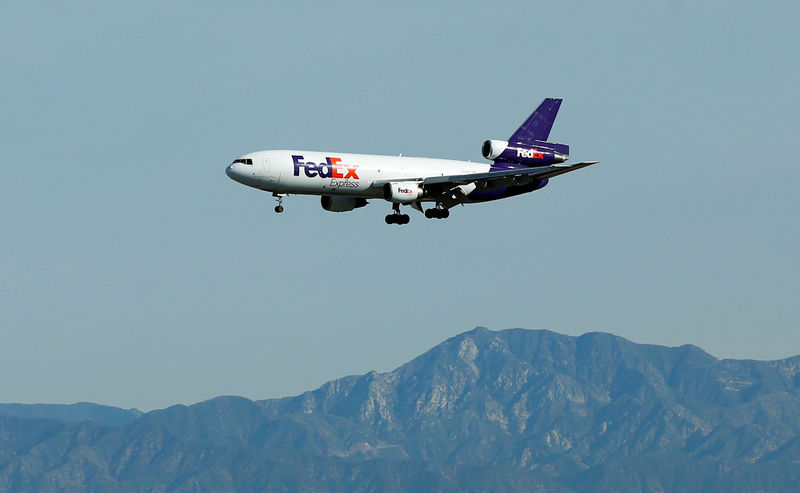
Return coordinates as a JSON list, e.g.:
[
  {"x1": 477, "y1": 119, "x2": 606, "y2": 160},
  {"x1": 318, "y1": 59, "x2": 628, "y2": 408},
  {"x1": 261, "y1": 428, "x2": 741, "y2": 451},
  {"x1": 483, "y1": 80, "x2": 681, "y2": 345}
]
[
  {"x1": 292, "y1": 155, "x2": 360, "y2": 179},
  {"x1": 517, "y1": 148, "x2": 544, "y2": 159}
]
